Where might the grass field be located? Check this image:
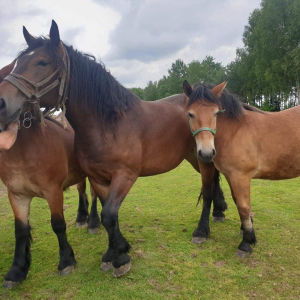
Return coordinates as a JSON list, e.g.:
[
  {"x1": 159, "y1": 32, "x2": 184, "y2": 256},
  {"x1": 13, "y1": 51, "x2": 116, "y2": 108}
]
[{"x1": 0, "y1": 161, "x2": 300, "y2": 299}]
